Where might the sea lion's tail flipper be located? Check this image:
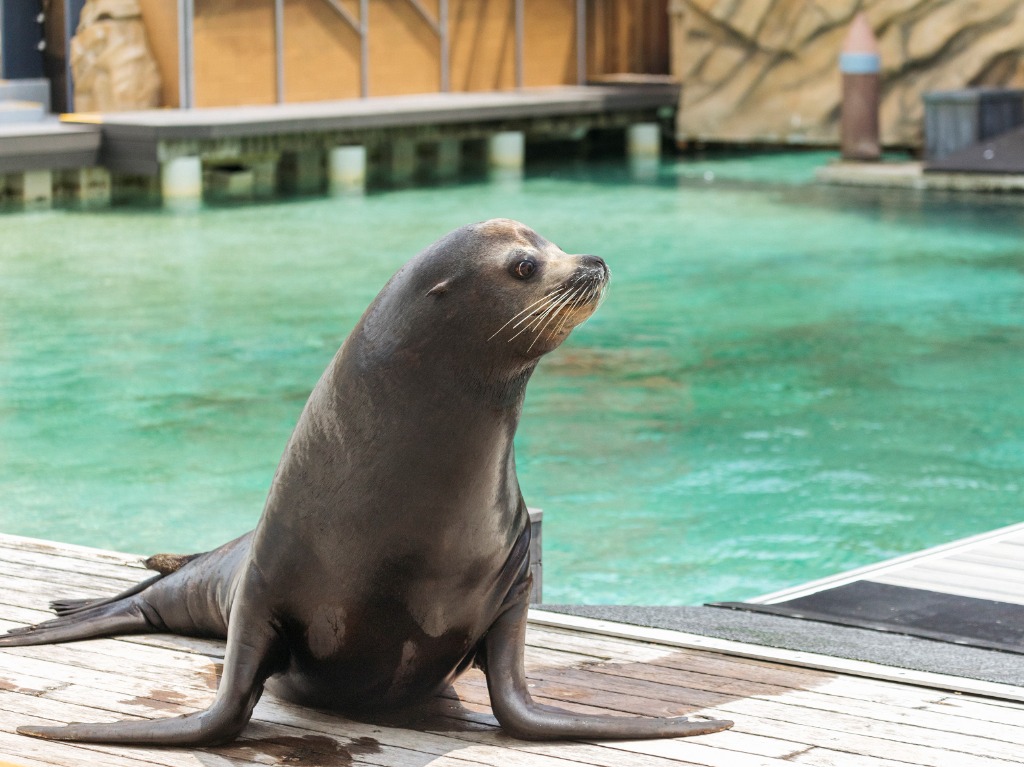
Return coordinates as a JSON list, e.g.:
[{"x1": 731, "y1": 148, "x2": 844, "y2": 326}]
[
  {"x1": 16, "y1": 611, "x2": 283, "y2": 746},
  {"x1": 481, "y1": 584, "x2": 735, "y2": 740}
]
